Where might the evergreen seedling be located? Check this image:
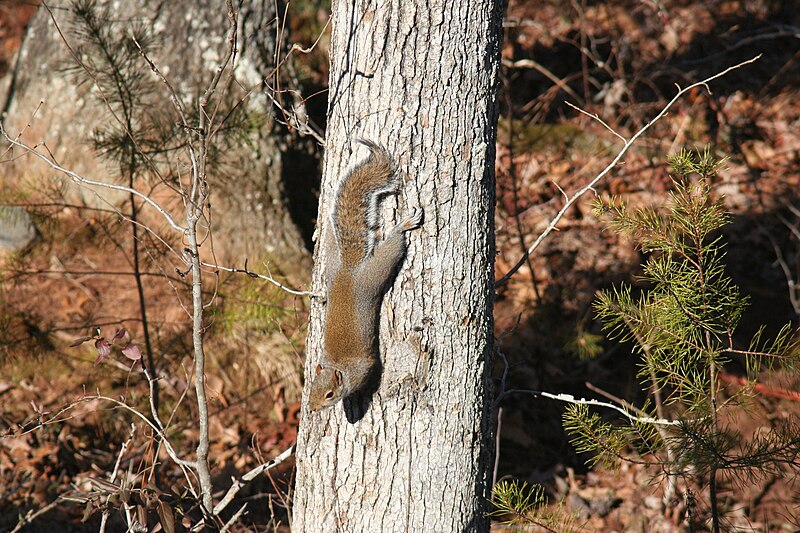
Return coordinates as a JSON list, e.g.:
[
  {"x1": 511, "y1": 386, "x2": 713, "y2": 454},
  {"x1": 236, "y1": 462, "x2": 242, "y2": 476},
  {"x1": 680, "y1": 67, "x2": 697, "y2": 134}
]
[{"x1": 564, "y1": 149, "x2": 800, "y2": 531}]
